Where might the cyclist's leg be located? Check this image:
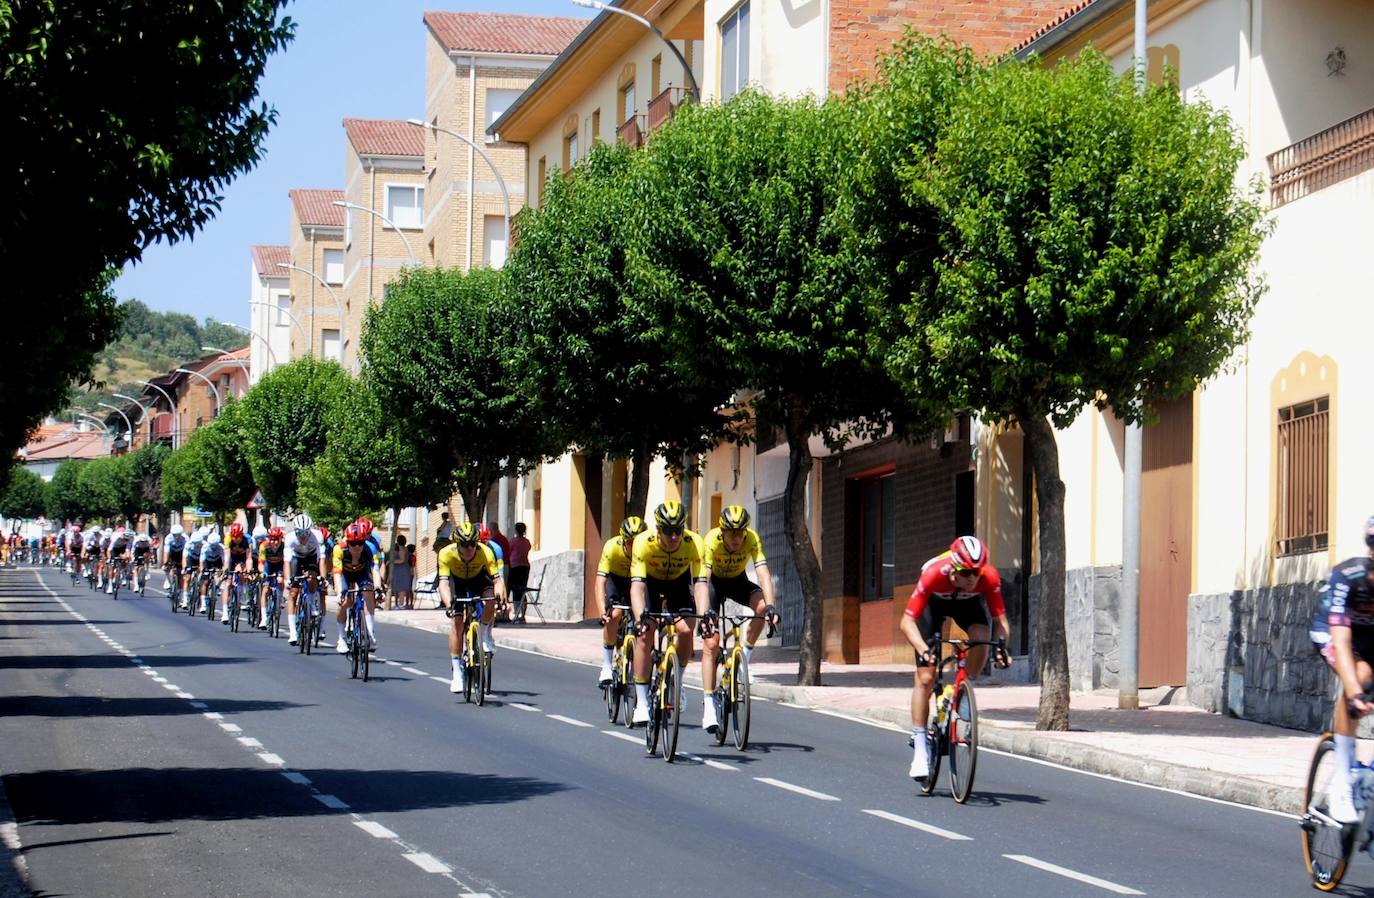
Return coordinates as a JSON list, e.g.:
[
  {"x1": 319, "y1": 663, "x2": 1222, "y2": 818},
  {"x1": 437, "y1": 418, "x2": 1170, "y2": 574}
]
[
  {"x1": 701, "y1": 576, "x2": 729, "y2": 696},
  {"x1": 479, "y1": 585, "x2": 497, "y2": 651},
  {"x1": 670, "y1": 576, "x2": 695, "y2": 679},
  {"x1": 957, "y1": 601, "x2": 993, "y2": 678},
  {"x1": 286, "y1": 558, "x2": 302, "y2": 641},
  {"x1": 363, "y1": 584, "x2": 377, "y2": 643},
  {"x1": 911, "y1": 605, "x2": 942, "y2": 726}
]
